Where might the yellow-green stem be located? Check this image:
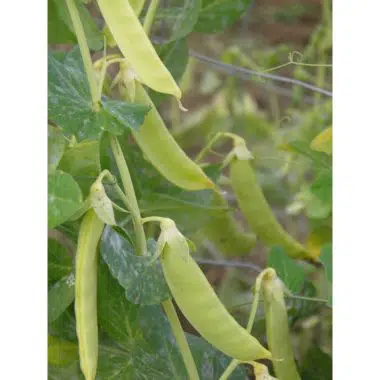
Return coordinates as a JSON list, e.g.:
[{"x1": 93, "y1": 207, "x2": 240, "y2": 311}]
[
  {"x1": 65, "y1": 0, "x2": 100, "y2": 110},
  {"x1": 219, "y1": 360, "x2": 239, "y2": 380},
  {"x1": 109, "y1": 135, "x2": 147, "y2": 255},
  {"x1": 195, "y1": 132, "x2": 241, "y2": 163},
  {"x1": 162, "y1": 300, "x2": 200, "y2": 380},
  {"x1": 219, "y1": 268, "x2": 274, "y2": 380},
  {"x1": 143, "y1": 0, "x2": 160, "y2": 35}
]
